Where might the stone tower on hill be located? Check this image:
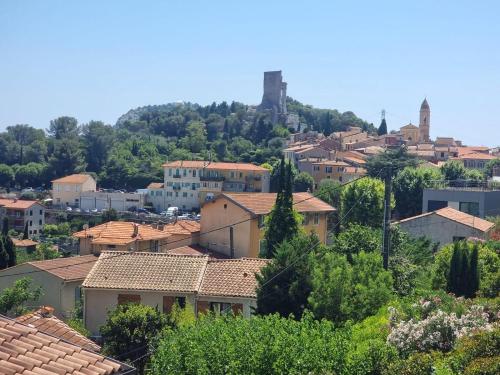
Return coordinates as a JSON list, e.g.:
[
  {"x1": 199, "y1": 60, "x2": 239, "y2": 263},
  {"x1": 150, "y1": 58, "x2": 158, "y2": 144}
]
[
  {"x1": 419, "y1": 98, "x2": 430, "y2": 142},
  {"x1": 259, "y1": 71, "x2": 287, "y2": 123}
]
